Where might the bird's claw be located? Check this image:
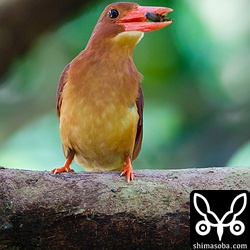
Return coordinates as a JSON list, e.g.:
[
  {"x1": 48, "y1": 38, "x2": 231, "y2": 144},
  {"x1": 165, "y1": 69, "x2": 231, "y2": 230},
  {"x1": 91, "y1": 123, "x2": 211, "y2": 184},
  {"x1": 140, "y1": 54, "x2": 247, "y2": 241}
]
[
  {"x1": 51, "y1": 157, "x2": 74, "y2": 174},
  {"x1": 51, "y1": 166, "x2": 75, "y2": 174},
  {"x1": 120, "y1": 156, "x2": 134, "y2": 182}
]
